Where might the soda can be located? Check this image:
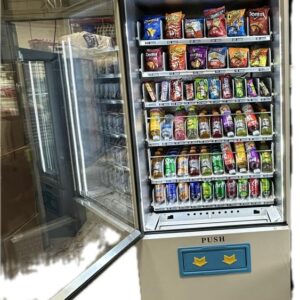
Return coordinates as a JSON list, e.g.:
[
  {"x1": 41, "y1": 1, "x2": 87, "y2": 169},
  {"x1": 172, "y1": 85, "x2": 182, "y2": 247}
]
[
  {"x1": 154, "y1": 184, "x2": 165, "y2": 204},
  {"x1": 166, "y1": 183, "x2": 177, "y2": 203},
  {"x1": 215, "y1": 180, "x2": 225, "y2": 200},
  {"x1": 226, "y1": 179, "x2": 237, "y2": 199},
  {"x1": 261, "y1": 178, "x2": 271, "y2": 198},
  {"x1": 238, "y1": 179, "x2": 249, "y2": 199},
  {"x1": 202, "y1": 181, "x2": 213, "y2": 201},
  {"x1": 249, "y1": 178, "x2": 260, "y2": 198},
  {"x1": 190, "y1": 182, "x2": 201, "y2": 201},
  {"x1": 165, "y1": 155, "x2": 177, "y2": 177},
  {"x1": 178, "y1": 182, "x2": 189, "y2": 202}
]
